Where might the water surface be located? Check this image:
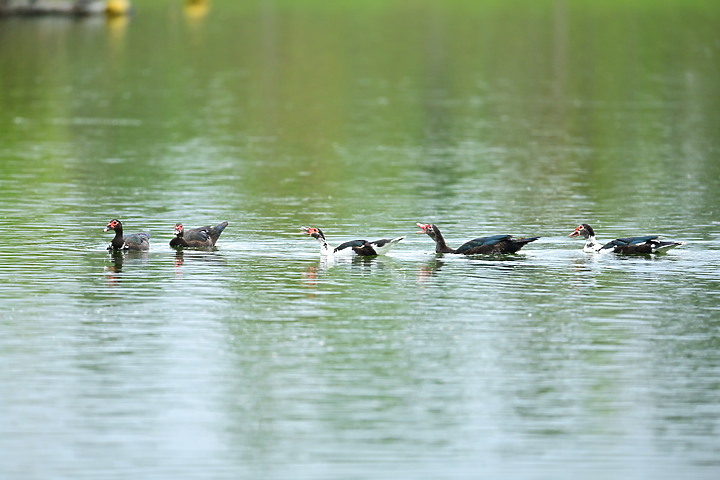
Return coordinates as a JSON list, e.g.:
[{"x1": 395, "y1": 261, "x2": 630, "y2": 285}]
[{"x1": 1, "y1": 1, "x2": 719, "y2": 479}]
